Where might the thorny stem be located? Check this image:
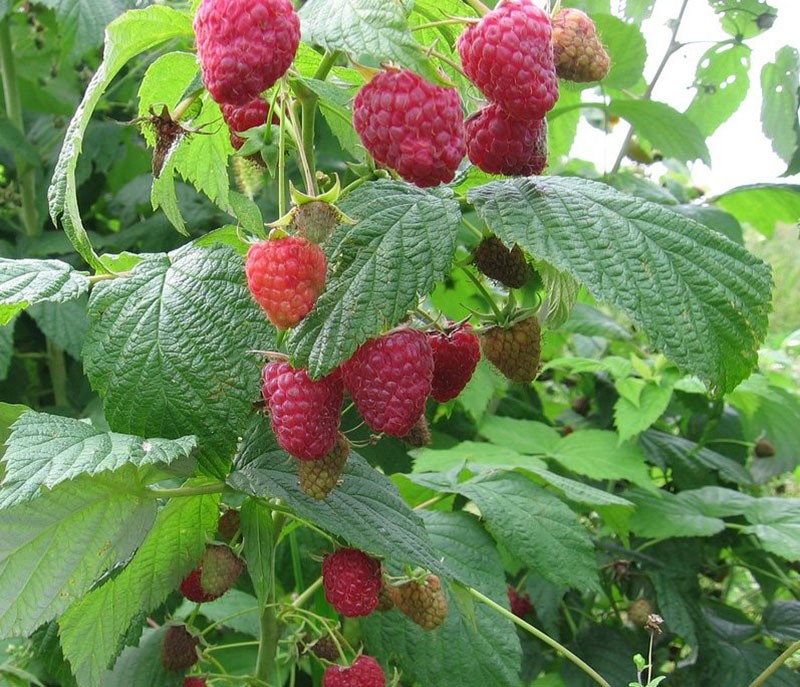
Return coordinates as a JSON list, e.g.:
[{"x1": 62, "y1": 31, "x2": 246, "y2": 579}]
[
  {"x1": 610, "y1": 0, "x2": 691, "y2": 174},
  {"x1": 748, "y1": 640, "x2": 800, "y2": 687},
  {"x1": 467, "y1": 587, "x2": 611, "y2": 687},
  {"x1": 0, "y1": 18, "x2": 39, "y2": 237}
]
